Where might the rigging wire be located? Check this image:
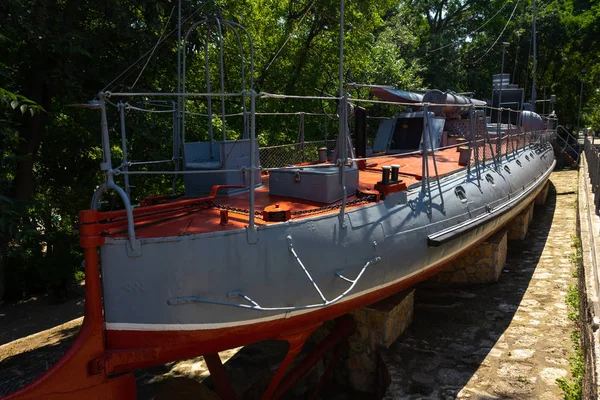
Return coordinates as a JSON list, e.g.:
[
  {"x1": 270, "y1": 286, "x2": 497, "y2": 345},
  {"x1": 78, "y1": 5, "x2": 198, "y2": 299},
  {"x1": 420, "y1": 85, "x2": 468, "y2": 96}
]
[
  {"x1": 511, "y1": 31, "x2": 521, "y2": 82},
  {"x1": 261, "y1": 1, "x2": 316, "y2": 76},
  {"x1": 468, "y1": 0, "x2": 521, "y2": 66},
  {"x1": 428, "y1": 0, "x2": 512, "y2": 54},
  {"x1": 102, "y1": 3, "x2": 207, "y2": 92},
  {"x1": 130, "y1": 6, "x2": 176, "y2": 89},
  {"x1": 523, "y1": 18, "x2": 533, "y2": 101}
]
